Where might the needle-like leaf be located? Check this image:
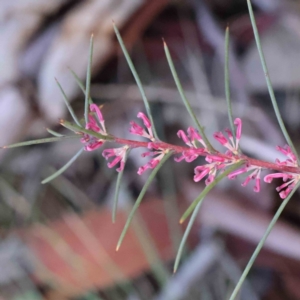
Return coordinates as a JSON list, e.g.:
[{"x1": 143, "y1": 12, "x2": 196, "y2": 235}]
[
  {"x1": 46, "y1": 129, "x2": 64, "y2": 137},
  {"x1": 116, "y1": 151, "x2": 173, "y2": 251},
  {"x1": 60, "y1": 120, "x2": 113, "y2": 141},
  {"x1": 180, "y1": 161, "x2": 244, "y2": 224},
  {"x1": 55, "y1": 78, "x2": 82, "y2": 127},
  {"x1": 173, "y1": 201, "x2": 202, "y2": 273},
  {"x1": 1, "y1": 135, "x2": 78, "y2": 149},
  {"x1": 113, "y1": 23, "x2": 158, "y2": 140},
  {"x1": 247, "y1": 0, "x2": 298, "y2": 161},
  {"x1": 41, "y1": 148, "x2": 84, "y2": 184},
  {"x1": 84, "y1": 35, "x2": 94, "y2": 124},
  {"x1": 224, "y1": 26, "x2": 235, "y2": 137},
  {"x1": 163, "y1": 40, "x2": 214, "y2": 152},
  {"x1": 69, "y1": 68, "x2": 94, "y2": 104},
  {"x1": 229, "y1": 181, "x2": 300, "y2": 300},
  {"x1": 112, "y1": 148, "x2": 131, "y2": 223}
]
